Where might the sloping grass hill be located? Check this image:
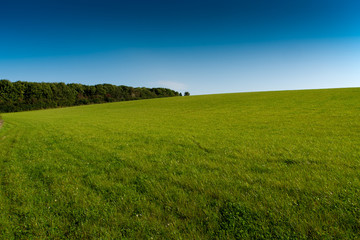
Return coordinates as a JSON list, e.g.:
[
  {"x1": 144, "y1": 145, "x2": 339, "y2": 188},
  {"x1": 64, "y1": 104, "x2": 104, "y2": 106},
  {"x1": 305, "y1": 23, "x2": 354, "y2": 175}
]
[{"x1": 0, "y1": 88, "x2": 359, "y2": 239}]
